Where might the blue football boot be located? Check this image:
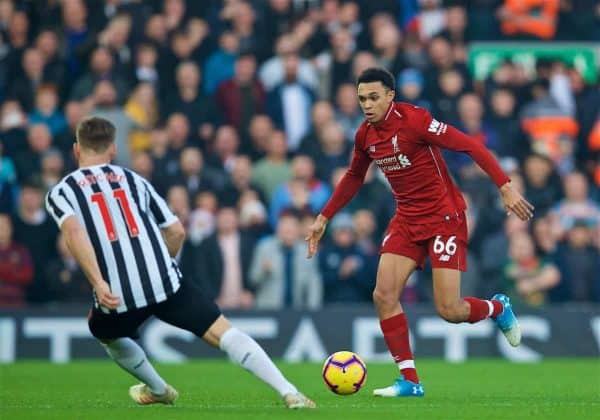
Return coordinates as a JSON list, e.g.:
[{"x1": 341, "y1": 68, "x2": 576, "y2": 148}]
[
  {"x1": 373, "y1": 376, "x2": 424, "y2": 397},
  {"x1": 491, "y1": 293, "x2": 521, "y2": 347}
]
